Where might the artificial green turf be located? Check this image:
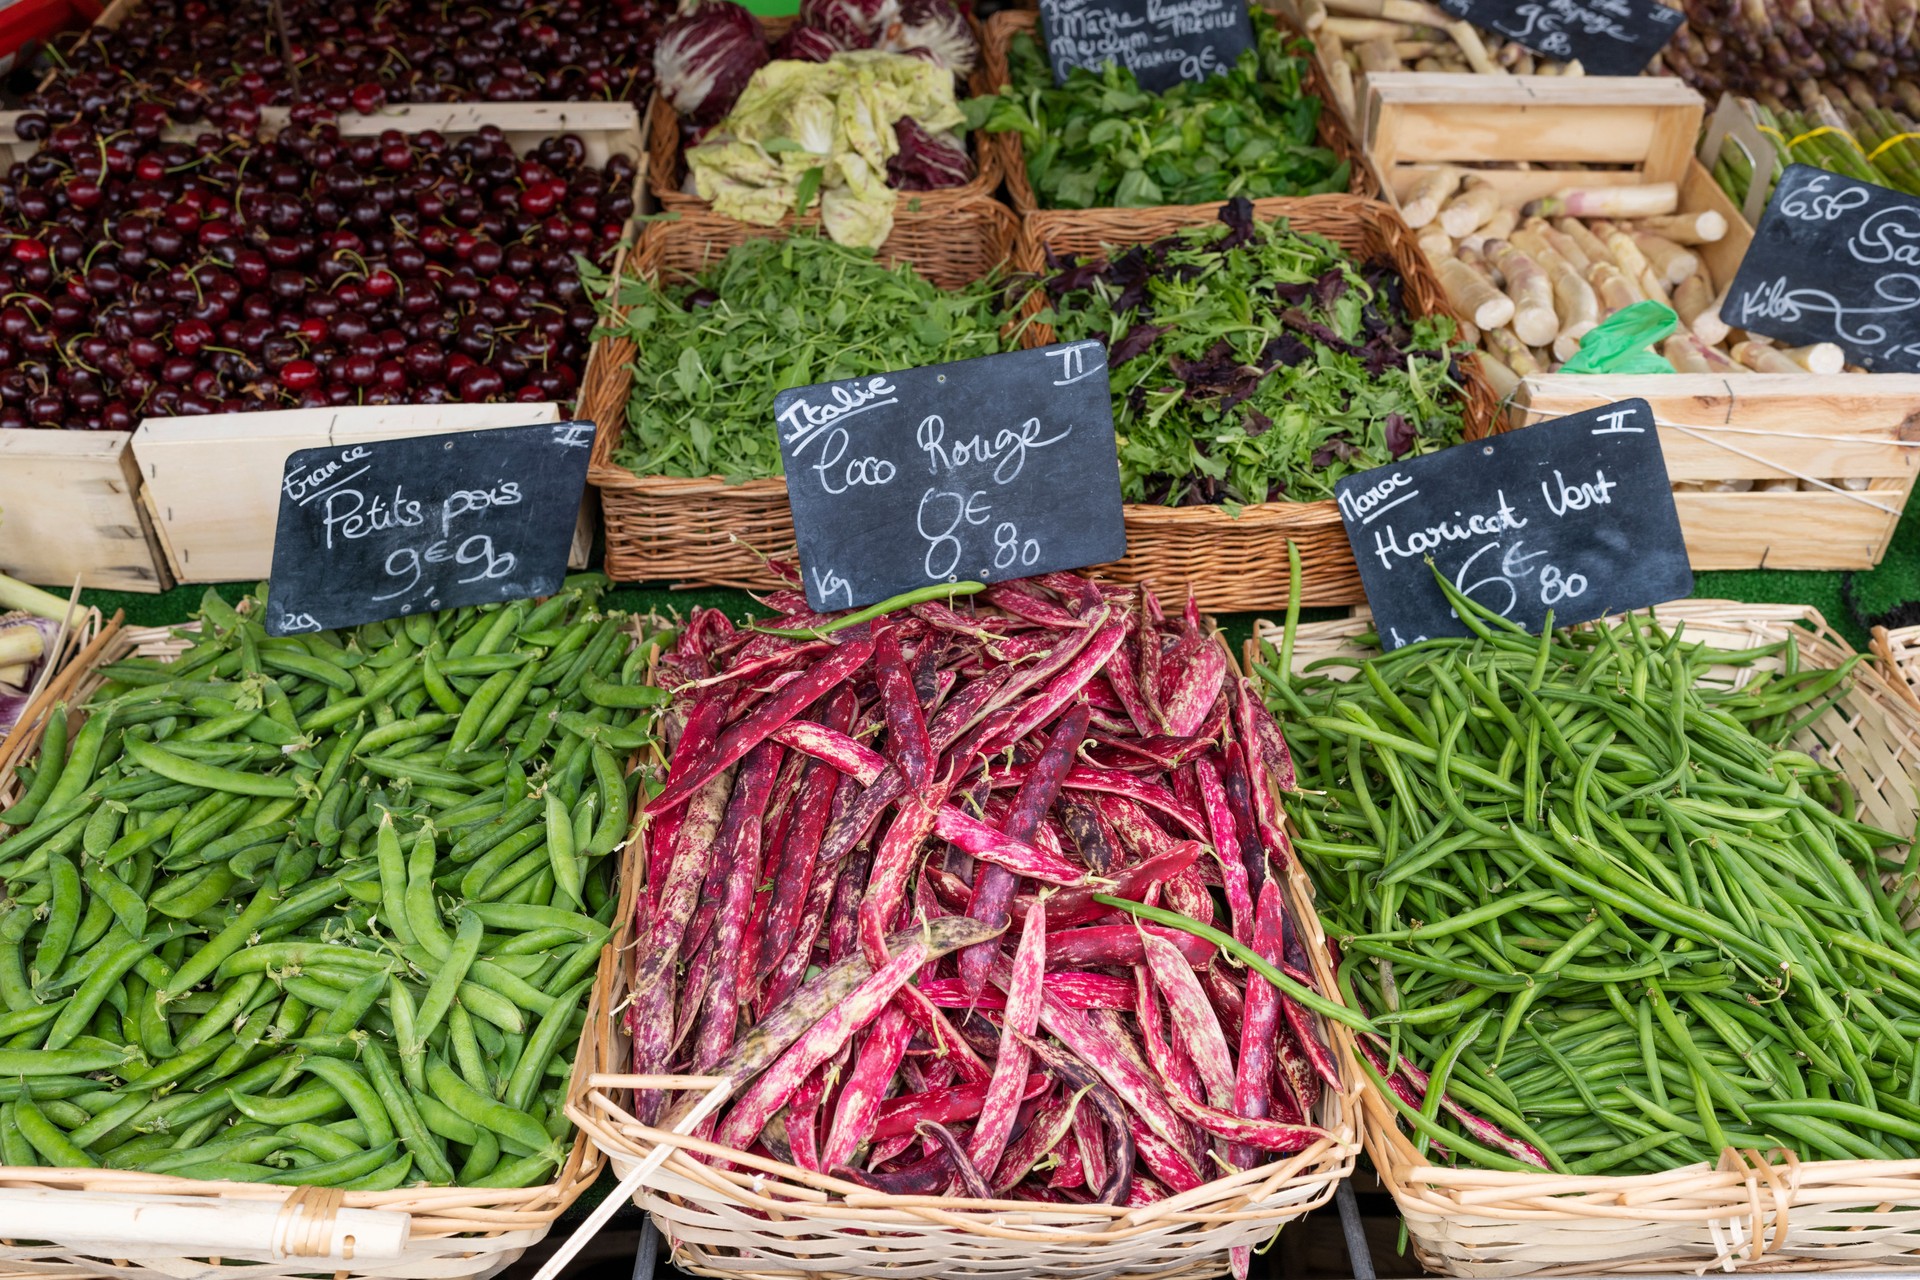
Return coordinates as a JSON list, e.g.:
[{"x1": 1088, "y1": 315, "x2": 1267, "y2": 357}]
[{"x1": 50, "y1": 498, "x2": 1920, "y2": 654}]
